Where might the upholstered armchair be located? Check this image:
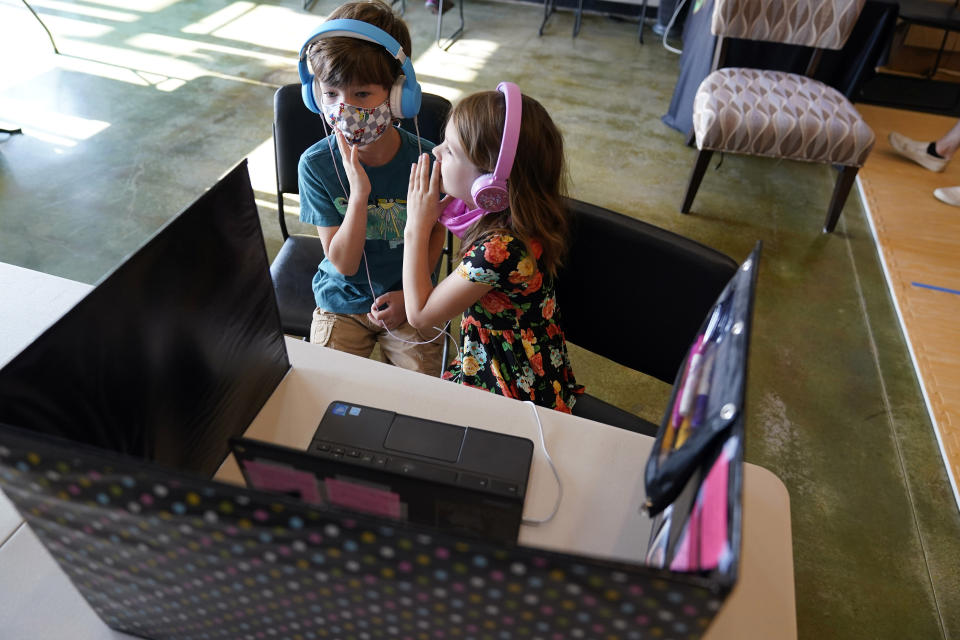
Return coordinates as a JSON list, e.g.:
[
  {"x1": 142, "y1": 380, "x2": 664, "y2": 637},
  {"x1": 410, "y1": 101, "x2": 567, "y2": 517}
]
[{"x1": 680, "y1": 0, "x2": 876, "y2": 233}]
